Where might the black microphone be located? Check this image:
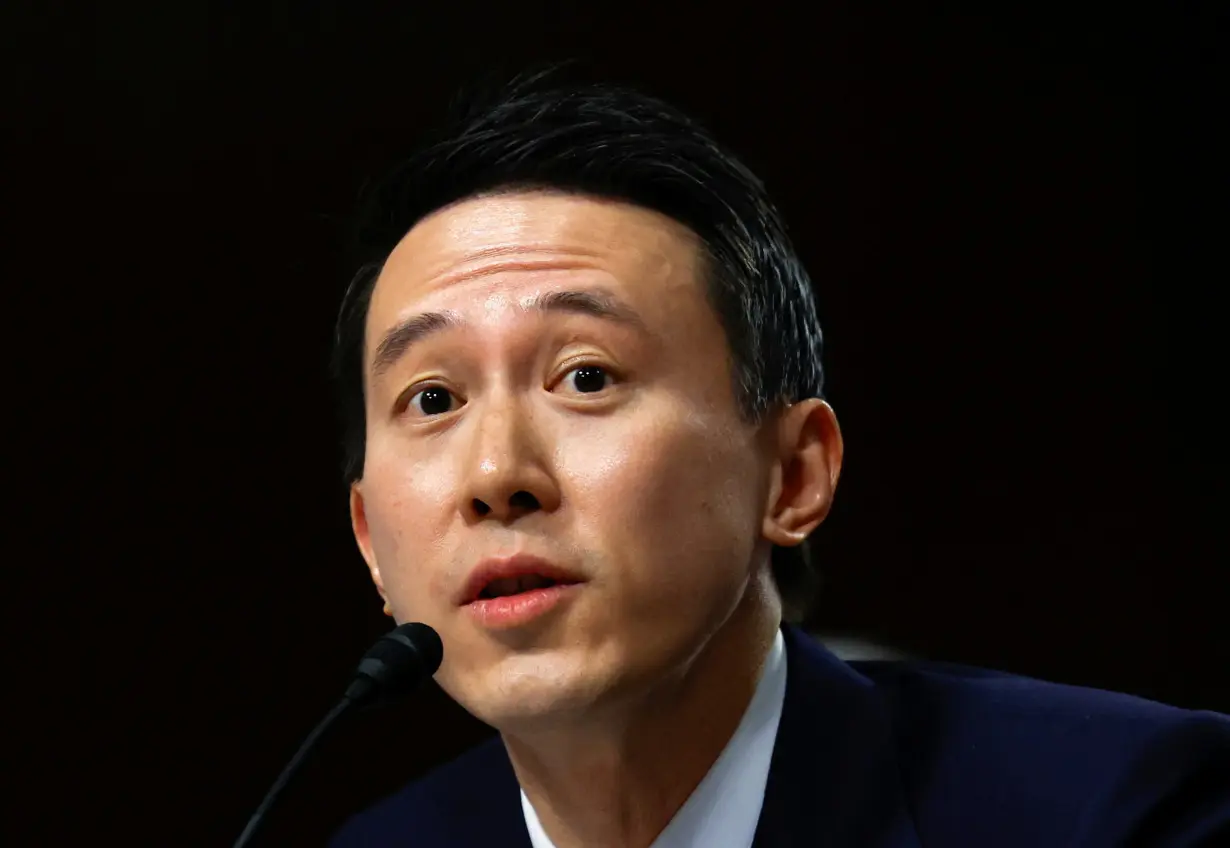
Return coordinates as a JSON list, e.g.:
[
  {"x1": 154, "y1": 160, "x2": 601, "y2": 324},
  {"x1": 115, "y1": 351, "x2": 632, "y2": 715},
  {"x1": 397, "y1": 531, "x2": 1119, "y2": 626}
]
[{"x1": 233, "y1": 622, "x2": 444, "y2": 848}]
